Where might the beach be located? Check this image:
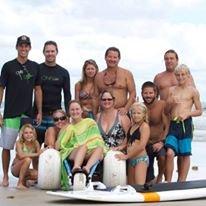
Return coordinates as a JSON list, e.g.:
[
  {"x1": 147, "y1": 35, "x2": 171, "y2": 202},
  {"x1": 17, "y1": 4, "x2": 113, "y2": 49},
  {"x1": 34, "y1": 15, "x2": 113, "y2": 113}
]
[
  {"x1": 1, "y1": 110, "x2": 206, "y2": 205},
  {"x1": 1, "y1": 141, "x2": 206, "y2": 205}
]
